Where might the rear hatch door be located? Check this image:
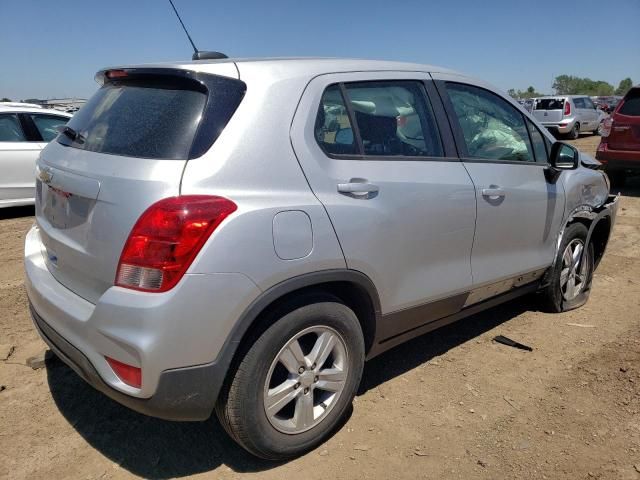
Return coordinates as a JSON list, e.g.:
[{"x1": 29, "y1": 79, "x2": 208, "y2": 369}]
[
  {"x1": 608, "y1": 88, "x2": 640, "y2": 151},
  {"x1": 533, "y1": 98, "x2": 565, "y2": 123},
  {"x1": 35, "y1": 67, "x2": 245, "y2": 303}
]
